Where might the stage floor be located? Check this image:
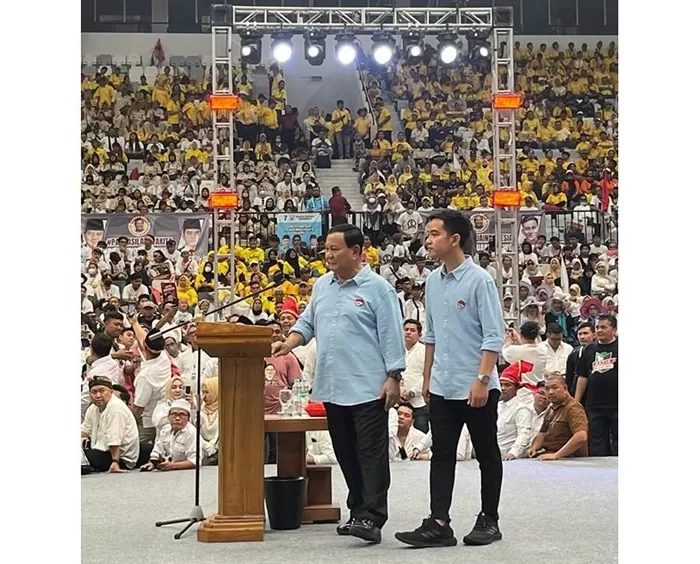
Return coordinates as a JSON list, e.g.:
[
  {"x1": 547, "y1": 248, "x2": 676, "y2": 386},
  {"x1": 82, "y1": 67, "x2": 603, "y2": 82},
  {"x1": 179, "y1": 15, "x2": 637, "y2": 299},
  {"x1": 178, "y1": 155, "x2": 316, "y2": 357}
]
[{"x1": 82, "y1": 458, "x2": 617, "y2": 564}]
